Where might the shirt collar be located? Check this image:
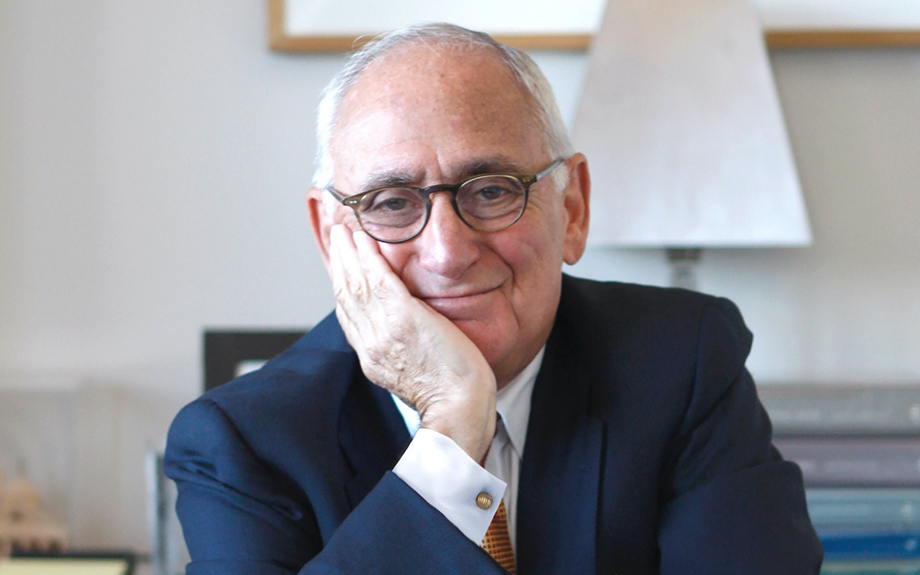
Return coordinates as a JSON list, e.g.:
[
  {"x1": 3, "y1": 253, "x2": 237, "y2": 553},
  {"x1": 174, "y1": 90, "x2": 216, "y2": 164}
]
[
  {"x1": 391, "y1": 345, "x2": 545, "y2": 458},
  {"x1": 495, "y1": 346, "x2": 544, "y2": 460}
]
